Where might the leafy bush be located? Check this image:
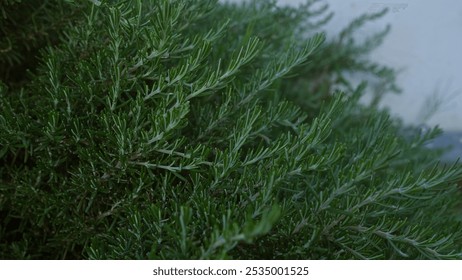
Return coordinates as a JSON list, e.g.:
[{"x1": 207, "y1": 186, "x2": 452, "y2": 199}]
[{"x1": 1, "y1": 0, "x2": 461, "y2": 259}]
